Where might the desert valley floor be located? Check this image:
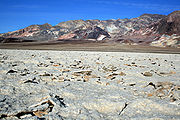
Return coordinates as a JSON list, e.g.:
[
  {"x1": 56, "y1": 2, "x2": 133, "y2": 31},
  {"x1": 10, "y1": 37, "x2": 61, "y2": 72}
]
[
  {"x1": 0, "y1": 48, "x2": 180, "y2": 120},
  {"x1": 0, "y1": 43, "x2": 180, "y2": 54}
]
